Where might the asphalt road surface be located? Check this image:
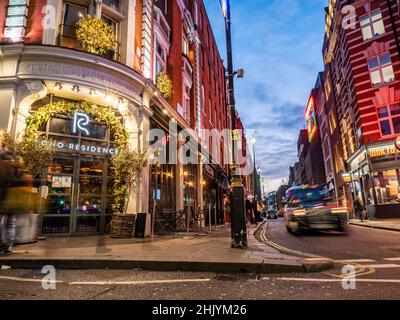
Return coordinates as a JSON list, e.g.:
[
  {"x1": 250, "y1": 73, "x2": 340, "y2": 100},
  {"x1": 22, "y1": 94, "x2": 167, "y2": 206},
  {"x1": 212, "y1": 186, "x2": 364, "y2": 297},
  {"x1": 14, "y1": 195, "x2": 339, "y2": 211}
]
[{"x1": 1, "y1": 219, "x2": 400, "y2": 300}]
